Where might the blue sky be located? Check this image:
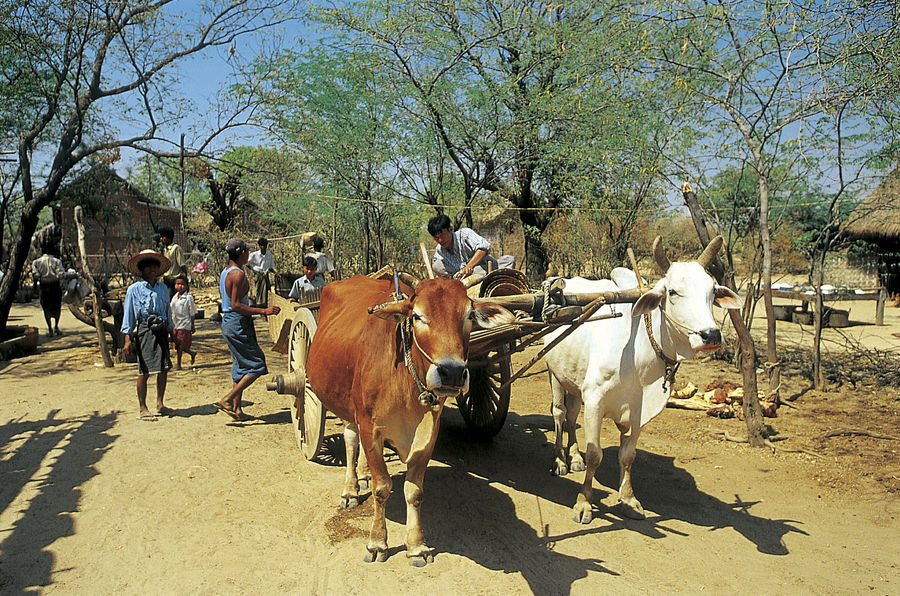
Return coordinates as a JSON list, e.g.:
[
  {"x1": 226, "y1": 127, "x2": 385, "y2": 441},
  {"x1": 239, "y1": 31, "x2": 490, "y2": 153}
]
[{"x1": 115, "y1": 3, "x2": 317, "y2": 173}]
